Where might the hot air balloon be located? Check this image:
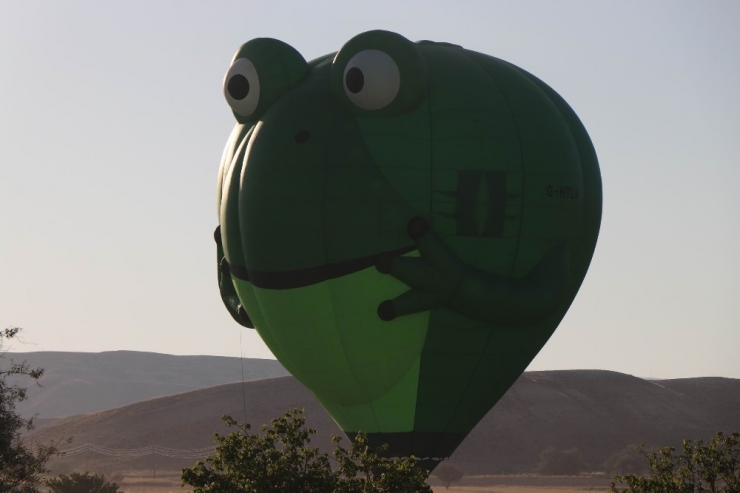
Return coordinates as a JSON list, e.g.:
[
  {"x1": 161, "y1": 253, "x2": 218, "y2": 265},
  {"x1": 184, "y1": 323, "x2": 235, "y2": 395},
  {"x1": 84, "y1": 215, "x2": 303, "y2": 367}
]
[{"x1": 214, "y1": 30, "x2": 602, "y2": 469}]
